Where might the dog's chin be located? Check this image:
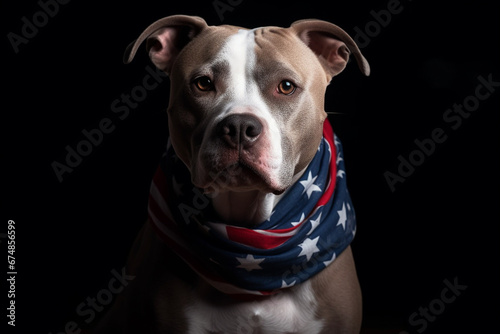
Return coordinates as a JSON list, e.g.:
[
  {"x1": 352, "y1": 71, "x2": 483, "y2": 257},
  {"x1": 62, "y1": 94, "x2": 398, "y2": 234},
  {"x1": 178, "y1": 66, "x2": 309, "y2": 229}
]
[{"x1": 193, "y1": 162, "x2": 288, "y2": 196}]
